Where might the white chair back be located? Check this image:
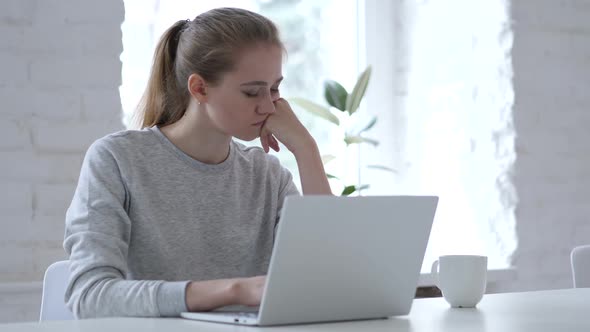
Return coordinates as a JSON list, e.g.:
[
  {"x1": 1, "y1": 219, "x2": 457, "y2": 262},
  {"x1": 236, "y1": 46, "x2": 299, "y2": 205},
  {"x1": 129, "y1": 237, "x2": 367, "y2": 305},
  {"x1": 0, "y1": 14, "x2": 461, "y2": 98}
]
[
  {"x1": 40, "y1": 260, "x2": 75, "y2": 321},
  {"x1": 571, "y1": 245, "x2": 590, "y2": 288}
]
